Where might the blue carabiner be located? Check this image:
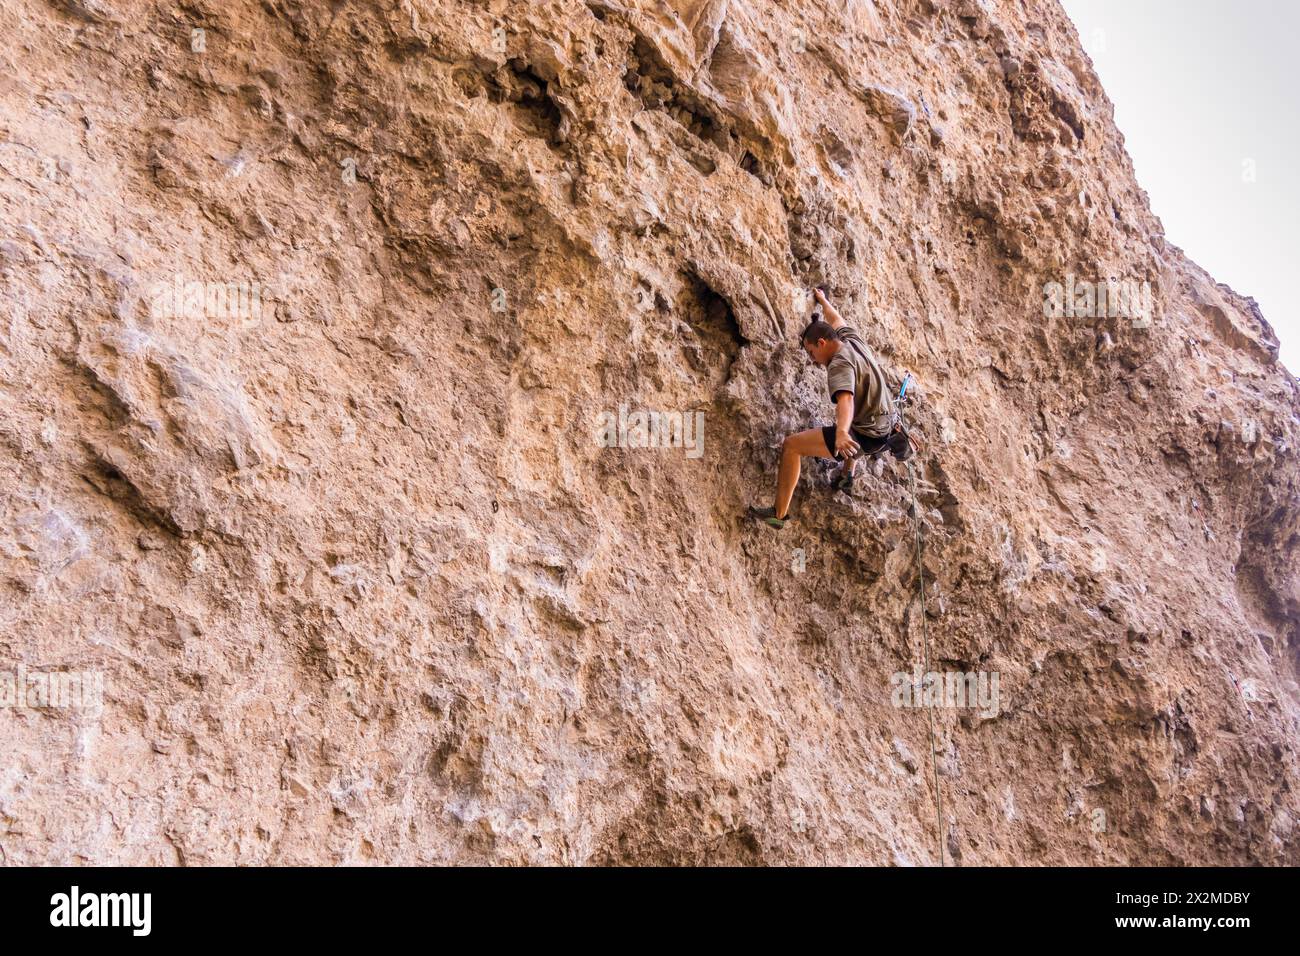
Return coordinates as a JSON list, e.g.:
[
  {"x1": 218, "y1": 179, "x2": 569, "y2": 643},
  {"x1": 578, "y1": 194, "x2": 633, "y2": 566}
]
[{"x1": 899, "y1": 373, "x2": 913, "y2": 400}]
